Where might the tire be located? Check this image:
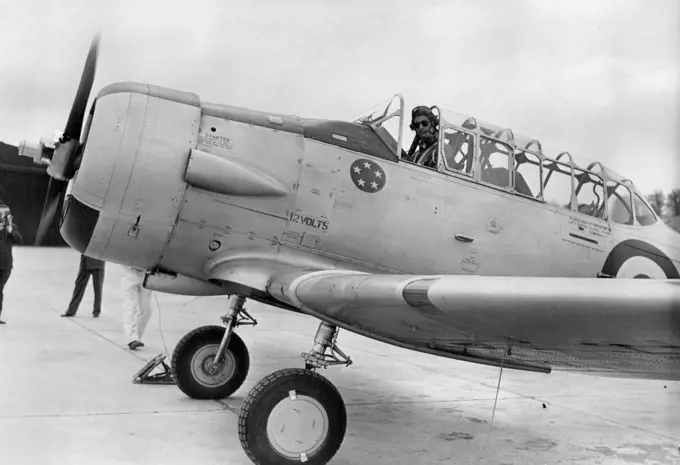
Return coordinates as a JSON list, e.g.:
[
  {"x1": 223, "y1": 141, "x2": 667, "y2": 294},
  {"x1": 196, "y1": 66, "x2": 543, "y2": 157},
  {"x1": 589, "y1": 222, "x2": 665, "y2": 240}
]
[
  {"x1": 238, "y1": 368, "x2": 347, "y2": 465},
  {"x1": 171, "y1": 325, "x2": 250, "y2": 400}
]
